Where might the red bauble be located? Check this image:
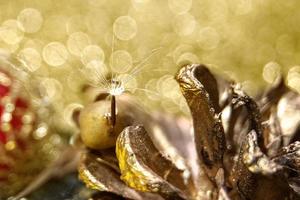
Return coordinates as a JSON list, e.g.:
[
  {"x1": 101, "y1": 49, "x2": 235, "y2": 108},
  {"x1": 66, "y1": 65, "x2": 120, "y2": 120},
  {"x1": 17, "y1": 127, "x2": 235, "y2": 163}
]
[{"x1": 0, "y1": 70, "x2": 35, "y2": 183}]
